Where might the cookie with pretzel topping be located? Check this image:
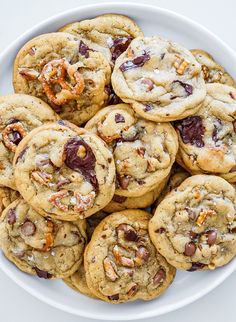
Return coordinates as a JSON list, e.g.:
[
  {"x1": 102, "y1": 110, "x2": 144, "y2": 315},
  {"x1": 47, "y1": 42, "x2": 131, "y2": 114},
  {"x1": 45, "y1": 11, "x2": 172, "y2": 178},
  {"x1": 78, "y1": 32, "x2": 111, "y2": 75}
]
[
  {"x1": 85, "y1": 104, "x2": 178, "y2": 197},
  {"x1": 111, "y1": 36, "x2": 206, "y2": 122},
  {"x1": 84, "y1": 210, "x2": 176, "y2": 303},
  {"x1": 0, "y1": 94, "x2": 58, "y2": 189},
  {"x1": 149, "y1": 175, "x2": 236, "y2": 271},
  {"x1": 59, "y1": 14, "x2": 143, "y2": 67},
  {"x1": 13, "y1": 121, "x2": 115, "y2": 220},
  {"x1": 13, "y1": 33, "x2": 111, "y2": 125},
  {"x1": 0, "y1": 198, "x2": 87, "y2": 278}
]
